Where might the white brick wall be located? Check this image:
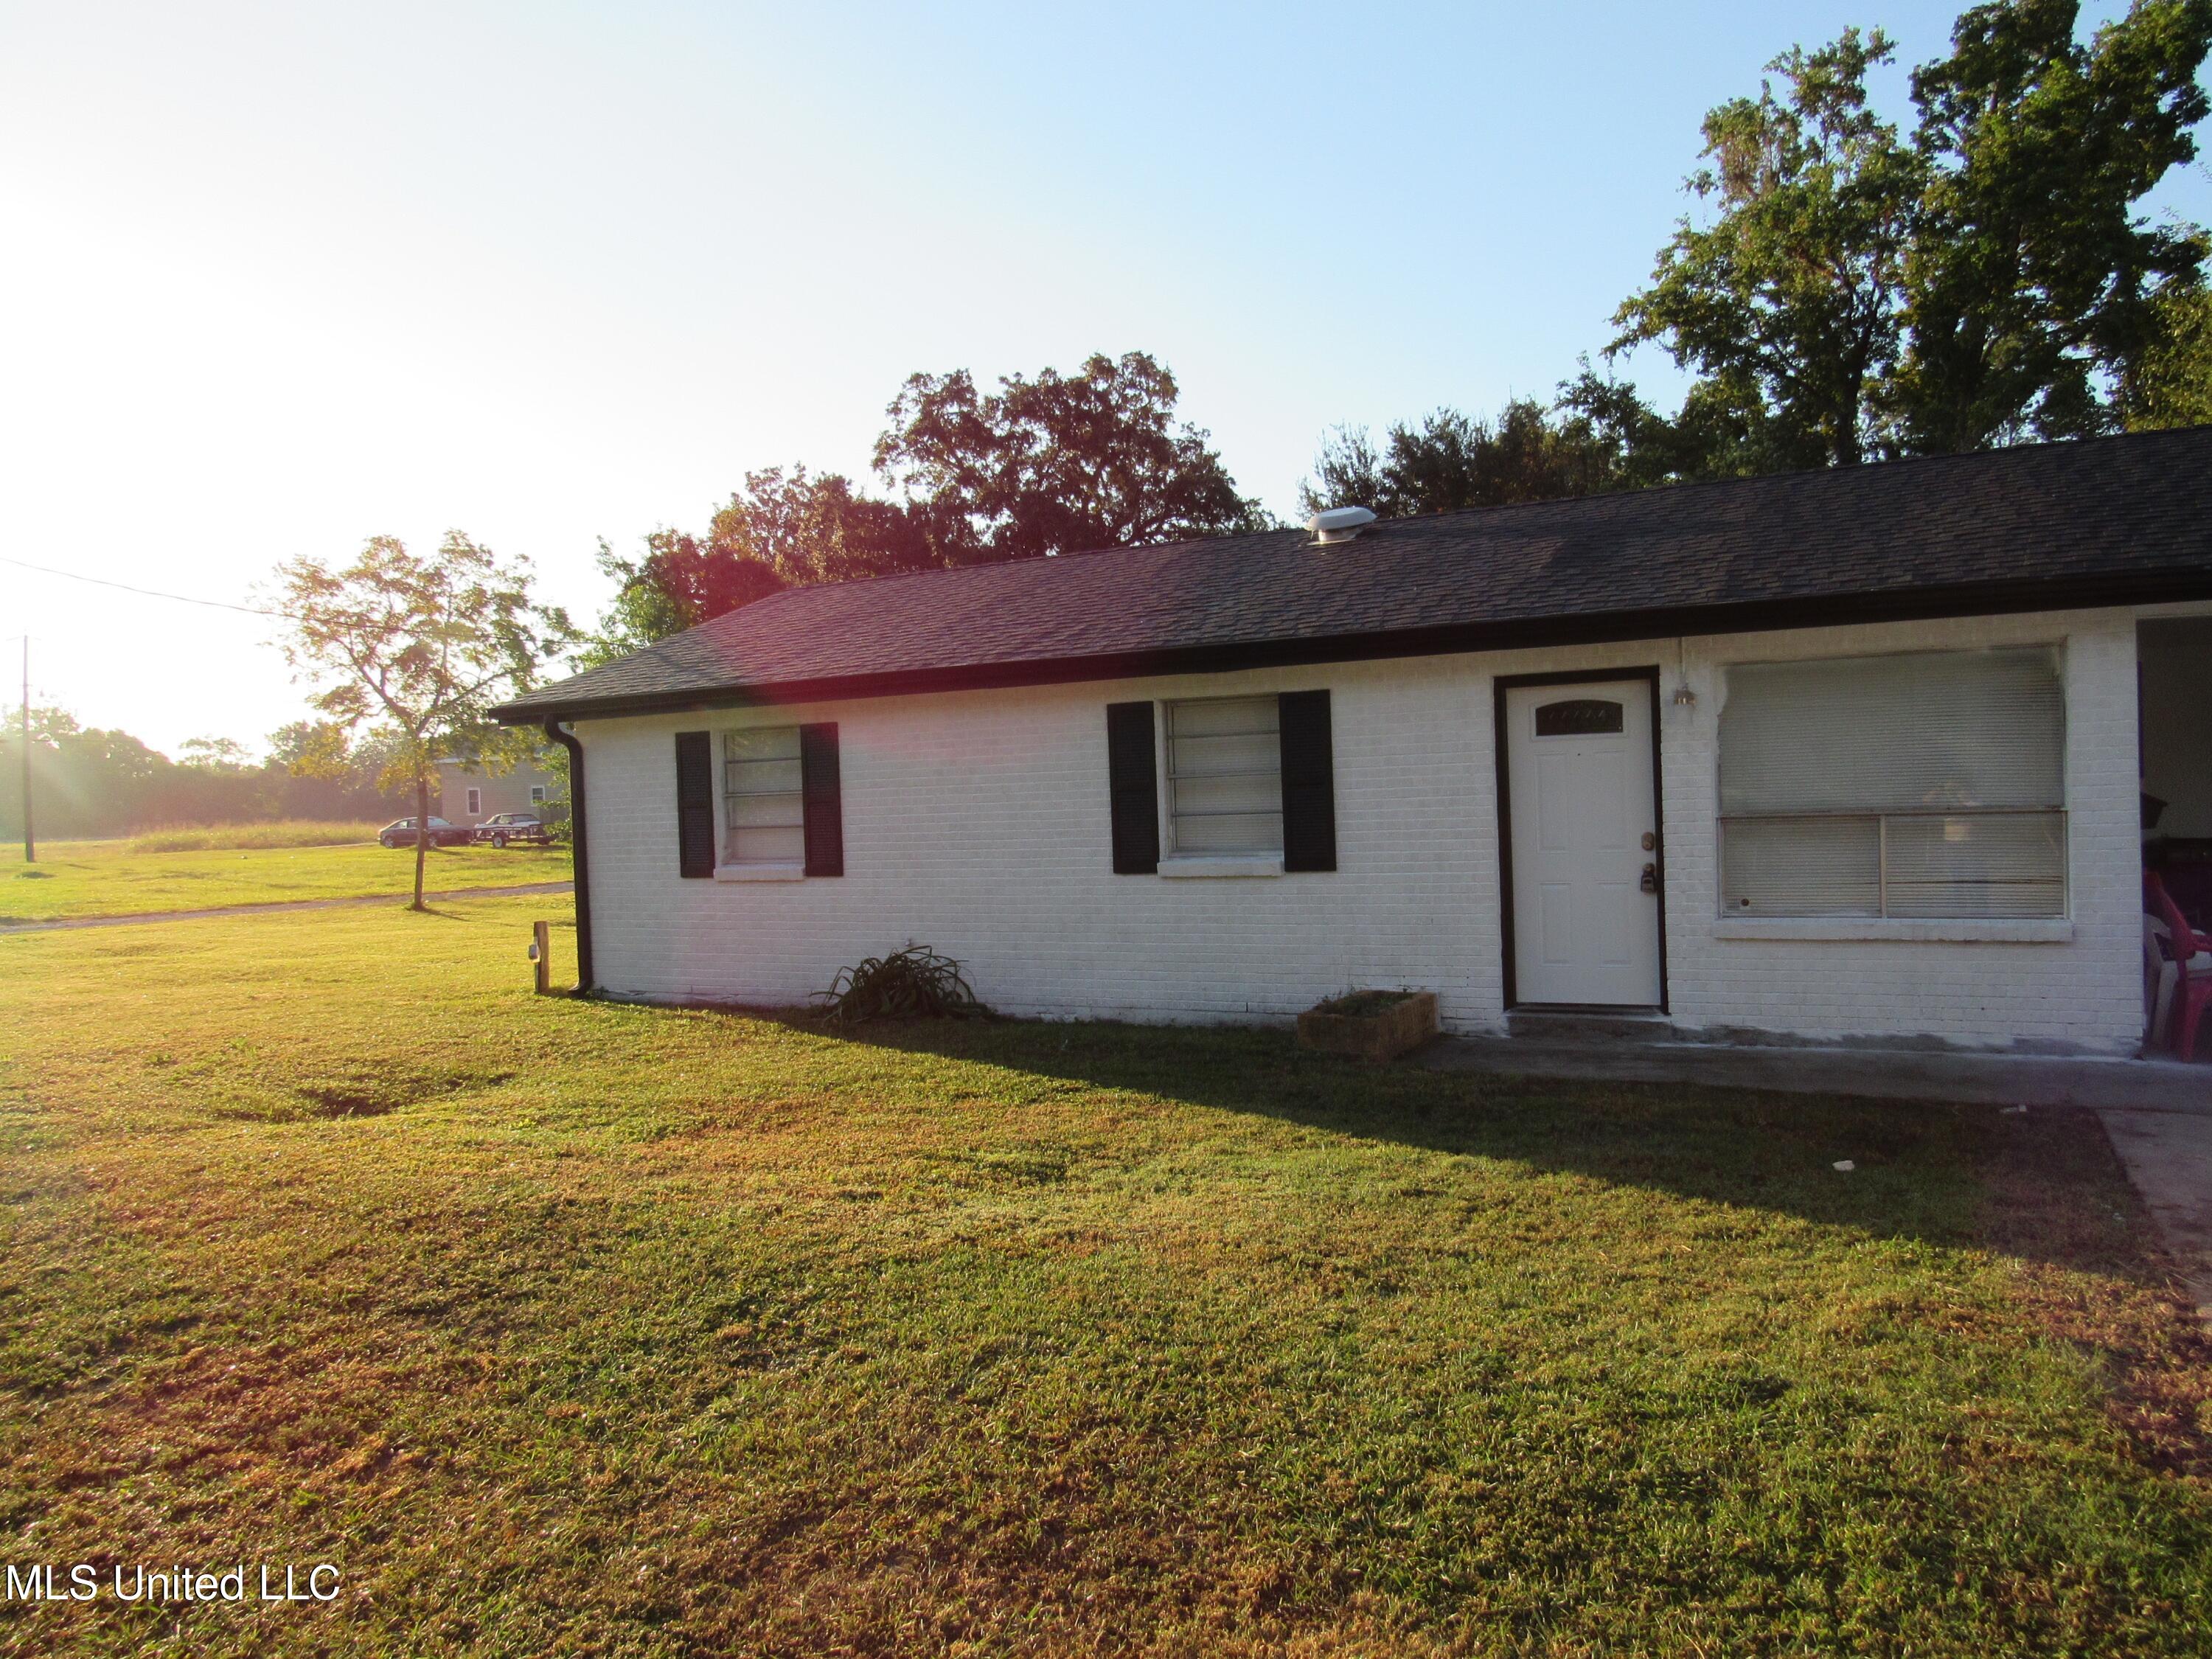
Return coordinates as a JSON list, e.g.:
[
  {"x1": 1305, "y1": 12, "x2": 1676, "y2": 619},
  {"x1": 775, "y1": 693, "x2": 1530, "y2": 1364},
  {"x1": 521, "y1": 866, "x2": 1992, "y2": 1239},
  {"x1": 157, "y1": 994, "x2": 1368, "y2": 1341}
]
[
  {"x1": 573, "y1": 605, "x2": 2149, "y2": 1055},
  {"x1": 1663, "y1": 609, "x2": 2142, "y2": 1054}
]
